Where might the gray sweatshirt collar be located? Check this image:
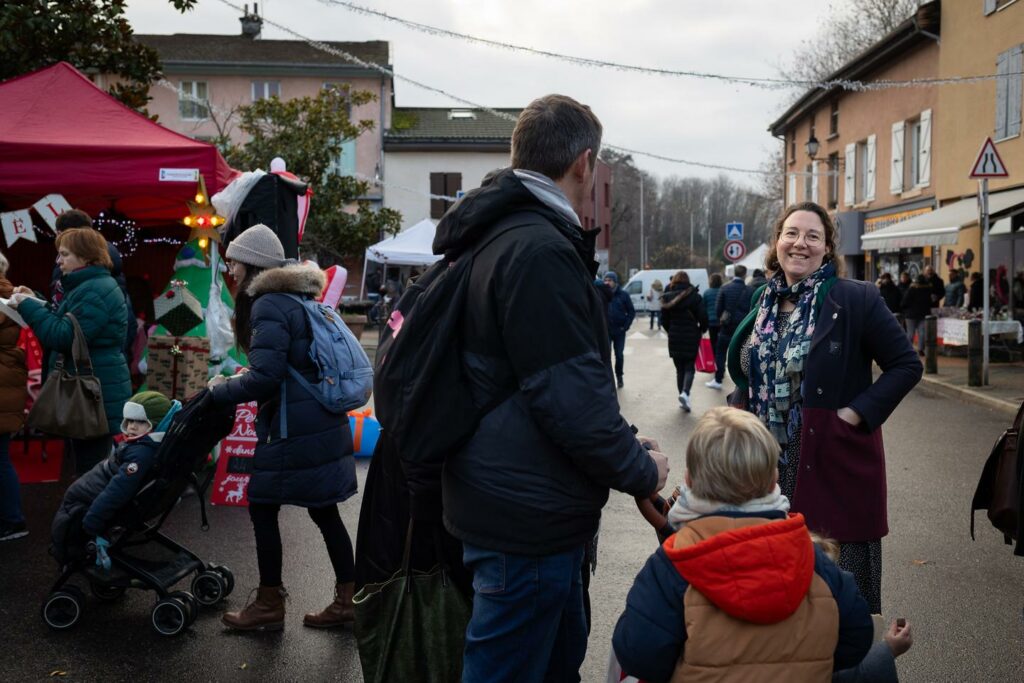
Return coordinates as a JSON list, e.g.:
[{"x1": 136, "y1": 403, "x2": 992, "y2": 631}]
[{"x1": 513, "y1": 169, "x2": 582, "y2": 228}]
